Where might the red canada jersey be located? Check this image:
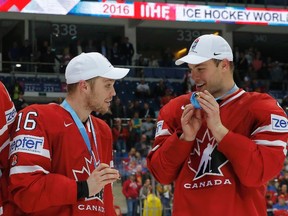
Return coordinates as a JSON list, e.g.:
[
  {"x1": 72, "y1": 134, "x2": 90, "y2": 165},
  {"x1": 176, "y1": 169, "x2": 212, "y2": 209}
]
[
  {"x1": 0, "y1": 81, "x2": 16, "y2": 215},
  {"x1": 9, "y1": 103, "x2": 116, "y2": 216},
  {"x1": 147, "y1": 89, "x2": 288, "y2": 216}
]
